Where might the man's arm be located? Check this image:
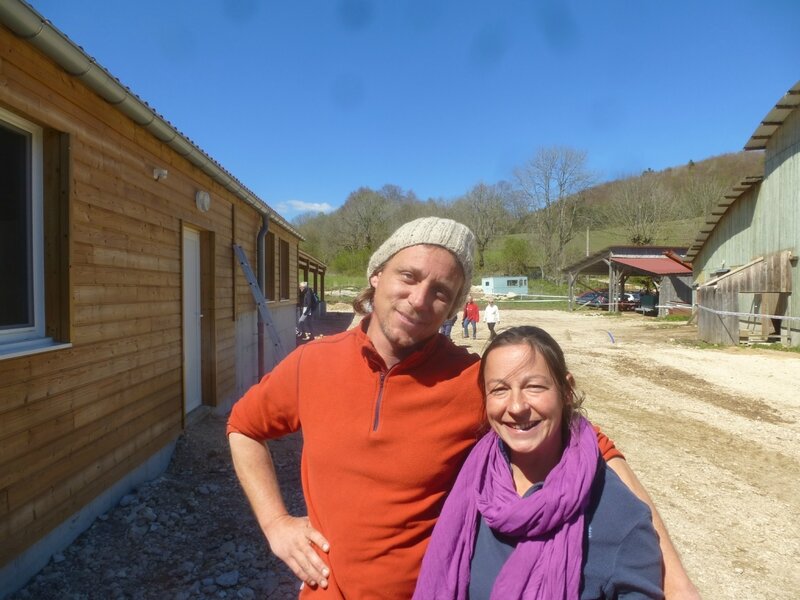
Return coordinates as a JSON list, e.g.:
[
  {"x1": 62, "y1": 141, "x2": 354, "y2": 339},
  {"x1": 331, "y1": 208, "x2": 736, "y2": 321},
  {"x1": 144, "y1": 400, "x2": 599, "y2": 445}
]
[
  {"x1": 607, "y1": 457, "x2": 701, "y2": 600},
  {"x1": 228, "y1": 432, "x2": 330, "y2": 589}
]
